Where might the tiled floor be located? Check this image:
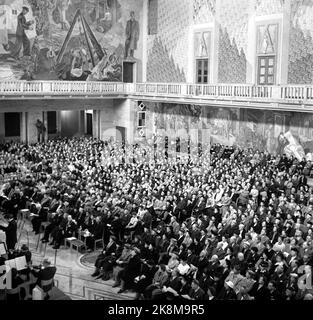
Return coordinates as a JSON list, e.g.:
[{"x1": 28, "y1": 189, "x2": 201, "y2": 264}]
[{"x1": 0, "y1": 220, "x2": 135, "y2": 301}]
